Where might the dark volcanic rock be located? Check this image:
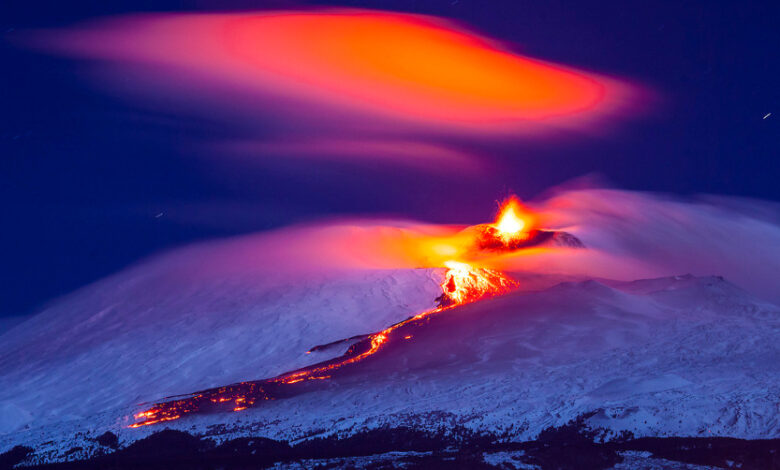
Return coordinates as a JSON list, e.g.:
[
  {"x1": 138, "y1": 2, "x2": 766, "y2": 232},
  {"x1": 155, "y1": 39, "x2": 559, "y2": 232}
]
[
  {"x1": 211, "y1": 436, "x2": 291, "y2": 460},
  {"x1": 0, "y1": 445, "x2": 33, "y2": 470},
  {"x1": 473, "y1": 226, "x2": 585, "y2": 252},
  {"x1": 120, "y1": 429, "x2": 213, "y2": 459},
  {"x1": 15, "y1": 423, "x2": 780, "y2": 470},
  {"x1": 94, "y1": 432, "x2": 118, "y2": 449}
]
